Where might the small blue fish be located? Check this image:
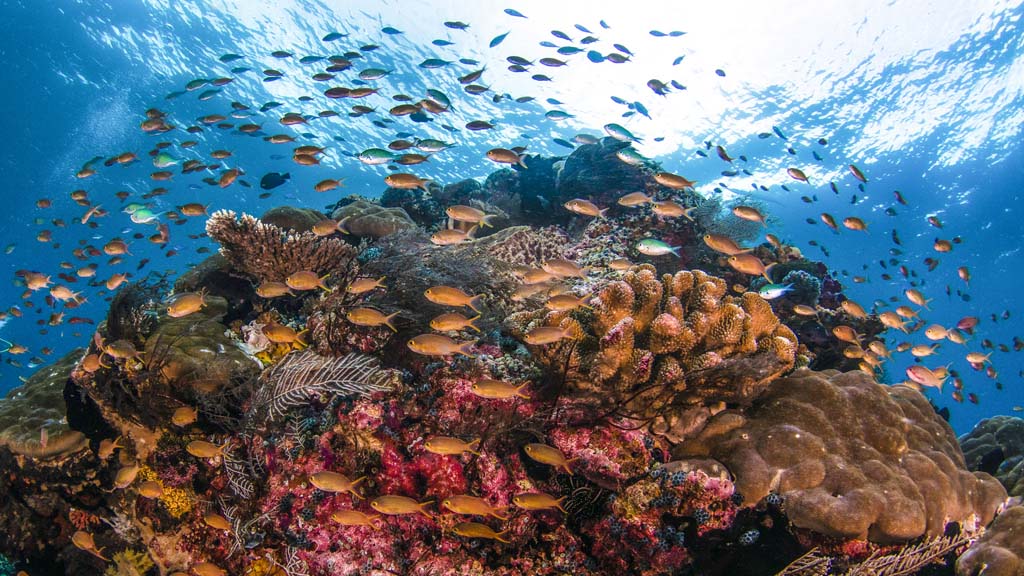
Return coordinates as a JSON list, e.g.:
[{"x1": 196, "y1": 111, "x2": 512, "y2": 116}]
[
  {"x1": 600, "y1": 20, "x2": 610, "y2": 29},
  {"x1": 432, "y1": 39, "x2": 455, "y2": 46},
  {"x1": 587, "y1": 51, "x2": 605, "y2": 63},
  {"x1": 575, "y1": 24, "x2": 592, "y2": 33},
  {"x1": 757, "y1": 283, "x2": 793, "y2": 300},
  {"x1": 490, "y1": 31, "x2": 510, "y2": 47},
  {"x1": 504, "y1": 8, "x2": 527, "y2": 18},
  {"x1": 672, "y1": 55, "x2": 685, "y2": 66},
  {"x1": 539, "y1": 41, "x2": 557, "y2": 48},
  {"x1": 557, "y1": 46, "x2": 583, "y2": 55},
  {"x1": 381, "y1": 26, "x2": 403, "y2": 35},
  {"x1": 322, "y1": 32, "x2": 347, "y2": 42}
]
